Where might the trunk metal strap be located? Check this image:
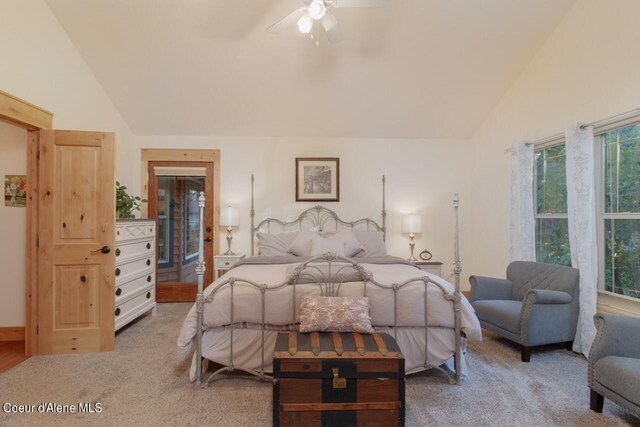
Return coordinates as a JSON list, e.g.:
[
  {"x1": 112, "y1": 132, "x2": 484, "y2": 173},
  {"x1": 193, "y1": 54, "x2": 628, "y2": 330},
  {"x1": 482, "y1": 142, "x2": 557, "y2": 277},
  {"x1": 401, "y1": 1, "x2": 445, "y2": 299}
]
[
  {"x1": 353, "y1": 332, "x2": 366, "y2": 356},
  {"x1": 288, "y1": 332, "x2": 297, "y2": 356},
  {"x1": 310, "y1": 332, "x2": 320, "y2": 356},
  {"x1": 332, "y1": 332, "x2": 343, "y2": 356},
  {"x1": 373, "y1": 333, "x2": 388, "y2": 355}
]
